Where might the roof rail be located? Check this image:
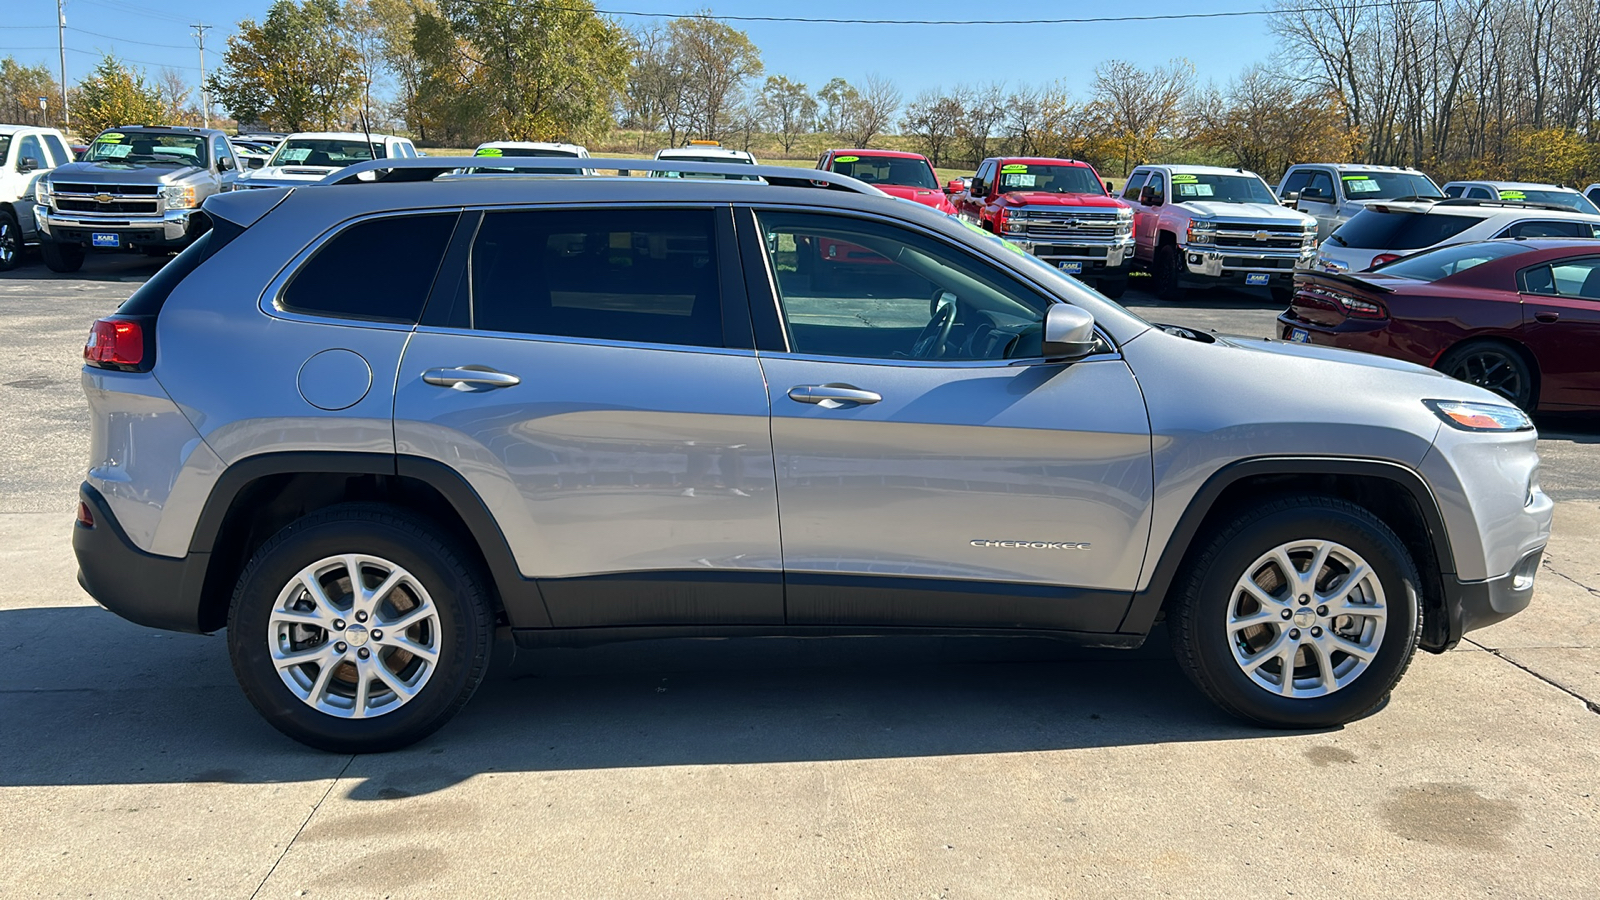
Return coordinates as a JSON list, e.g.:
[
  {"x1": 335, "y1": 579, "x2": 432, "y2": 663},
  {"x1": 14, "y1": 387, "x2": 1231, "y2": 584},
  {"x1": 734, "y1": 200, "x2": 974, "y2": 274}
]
[
  {"x1": 319, "y1": 156, "x2": 886, "y2": 195},
  {"x1": 1431, "y1": 197, "x2": 1581, "y2": 214}
]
